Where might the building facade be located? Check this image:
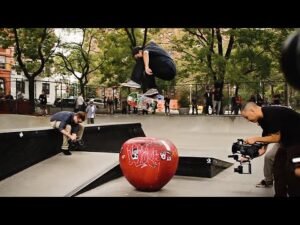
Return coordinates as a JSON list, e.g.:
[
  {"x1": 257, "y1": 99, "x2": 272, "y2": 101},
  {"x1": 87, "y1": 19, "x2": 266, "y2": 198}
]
[{"x1": 0, "y1": 47, "x2": 14, "y2": 97}]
